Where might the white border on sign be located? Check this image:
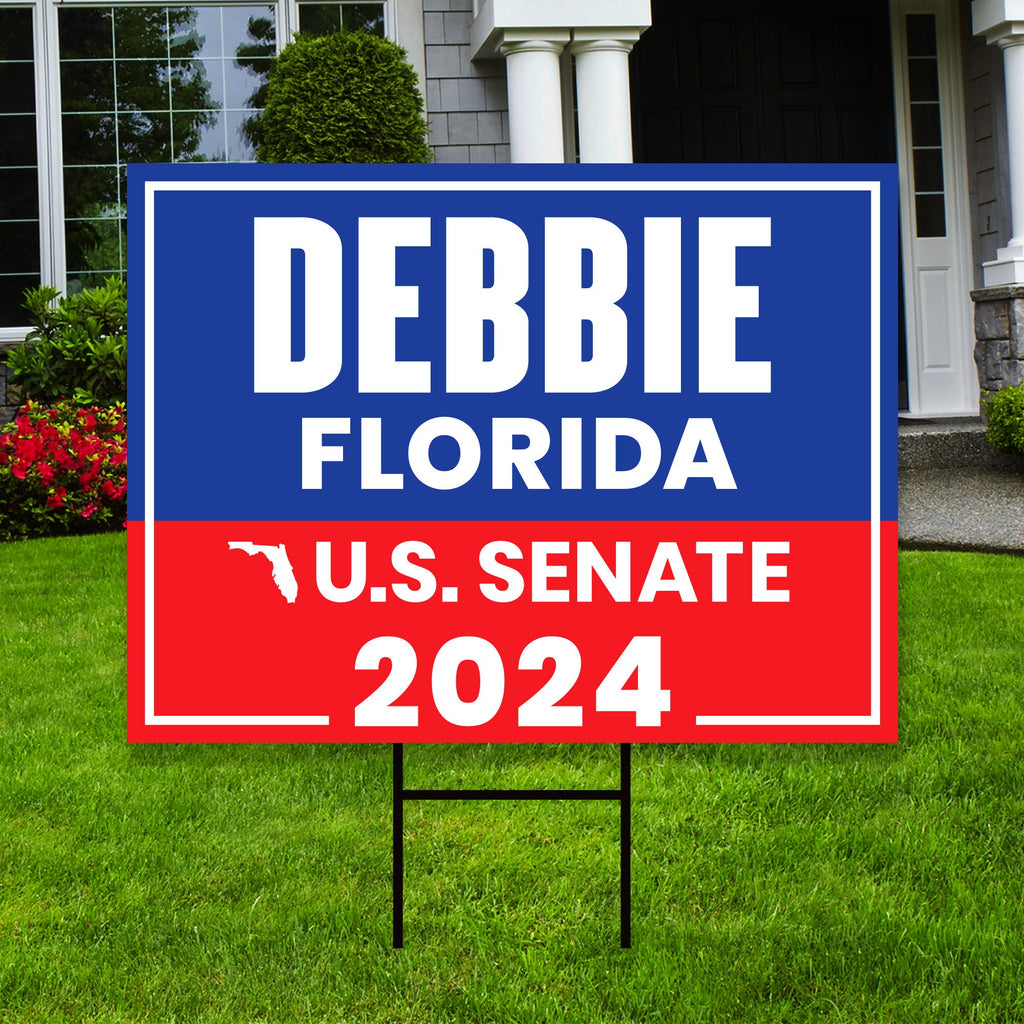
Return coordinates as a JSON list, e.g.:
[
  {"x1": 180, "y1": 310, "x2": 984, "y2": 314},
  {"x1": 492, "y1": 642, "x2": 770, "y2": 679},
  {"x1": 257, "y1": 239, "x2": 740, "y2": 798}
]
[{"x1": 142, "y1": 178, "x2": 883, "y2": 728}]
